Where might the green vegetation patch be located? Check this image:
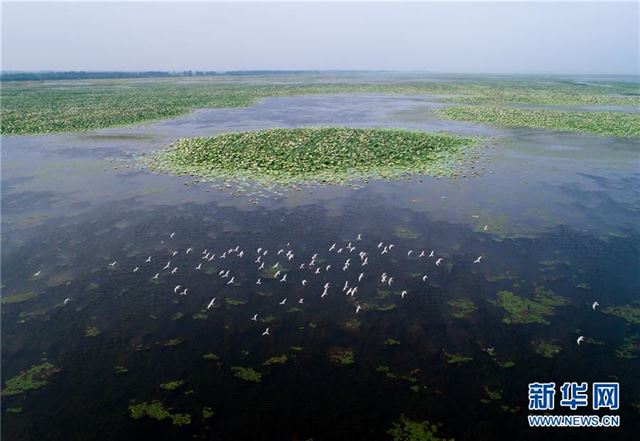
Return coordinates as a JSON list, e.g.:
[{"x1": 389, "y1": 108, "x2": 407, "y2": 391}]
[
  {"x1": 231, "y1": 366, "x2": 262, "y2": 383},
  {"x1": 615, "y1": 335, "x2": 640, "y2": 360},
  {"x1": 328, "y1": 347, "x2": 355, "y2": 366},
  {"x1": 602, "y1": 304, "x2": 640, "y2": 325},
  {"x1": 263, "y1": 354, "x2": 288, "y2": 366},
  {"x1": 151, "y1": 128, "x2": 479, "y2": 185},
  {"x1": 443, "y1": 351, "x2": 473, "y2": 365},
  {"x1": 85, "y1": 326, "x2": 100, "y2": 337},
  {"x1": 388, "y1": 416, "x2": 454, "y2": 441},
  {"x1": 1, "y1": 292, "x2": 37, "y2": 305},
  {"x1": 438, "y1": 106, "x2": 640, "y2": 138},
  {"x1": 203, "y1": 353, "x2": 220, "y2": 361},
  {"x1": 160, "y1": 380, "x2": 185, "y2": 391},
  {"x1": 129, "y1": 400, "x2": 191, "y2": 426},
  {"x1": 202, "y1": 406, "x2": 215, "y2": 419},
  {"x1": 448, "y1": 299, "x2": 477, "y2": 319},
  {"x1": 494, "y1": 288, "x2": 568, "y2": 325},
  {"x1": 532, "y1": 339, "x2": 563, "y2": 358},
  {"x1": 2, "y1": 362, "x2": 60, "y2": 396}
]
